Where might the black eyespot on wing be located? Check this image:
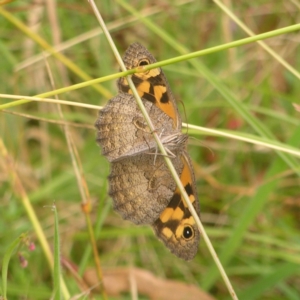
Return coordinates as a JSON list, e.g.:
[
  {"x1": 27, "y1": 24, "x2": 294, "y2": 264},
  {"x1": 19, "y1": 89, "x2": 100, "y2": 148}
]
[
  {"x1": 183, "y1": 225, "x2": 194, "y2": 240},
  {"x1": 139, "y1": 59, "x2": 149, "y2": 66}
]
